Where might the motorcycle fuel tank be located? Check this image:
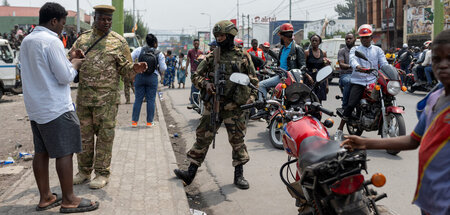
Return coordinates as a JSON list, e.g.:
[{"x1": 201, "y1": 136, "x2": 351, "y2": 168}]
[{"x1": 282, "y1": 116, "x2": 330, "y2": 158}]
